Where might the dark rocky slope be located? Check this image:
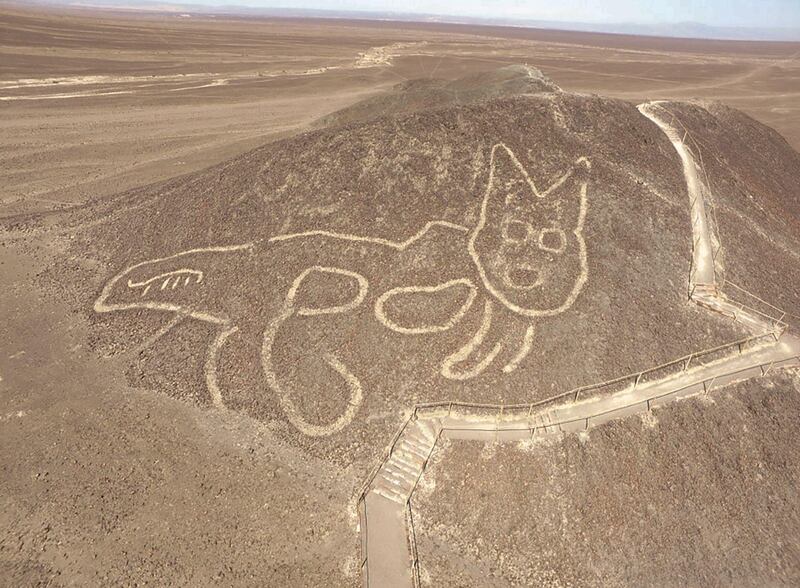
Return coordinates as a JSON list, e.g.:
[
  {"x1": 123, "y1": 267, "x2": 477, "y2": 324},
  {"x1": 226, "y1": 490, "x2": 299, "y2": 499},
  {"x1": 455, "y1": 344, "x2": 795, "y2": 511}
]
[
  {"x1": 3, "y1": 65, "x2": 798, "y2": 587},
  {"x1": 20, "y1": 68, "x2": 799, "y2": 467},
  {"x1": 414, "y1": 372, "x2": 800, "y2": 587}
]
